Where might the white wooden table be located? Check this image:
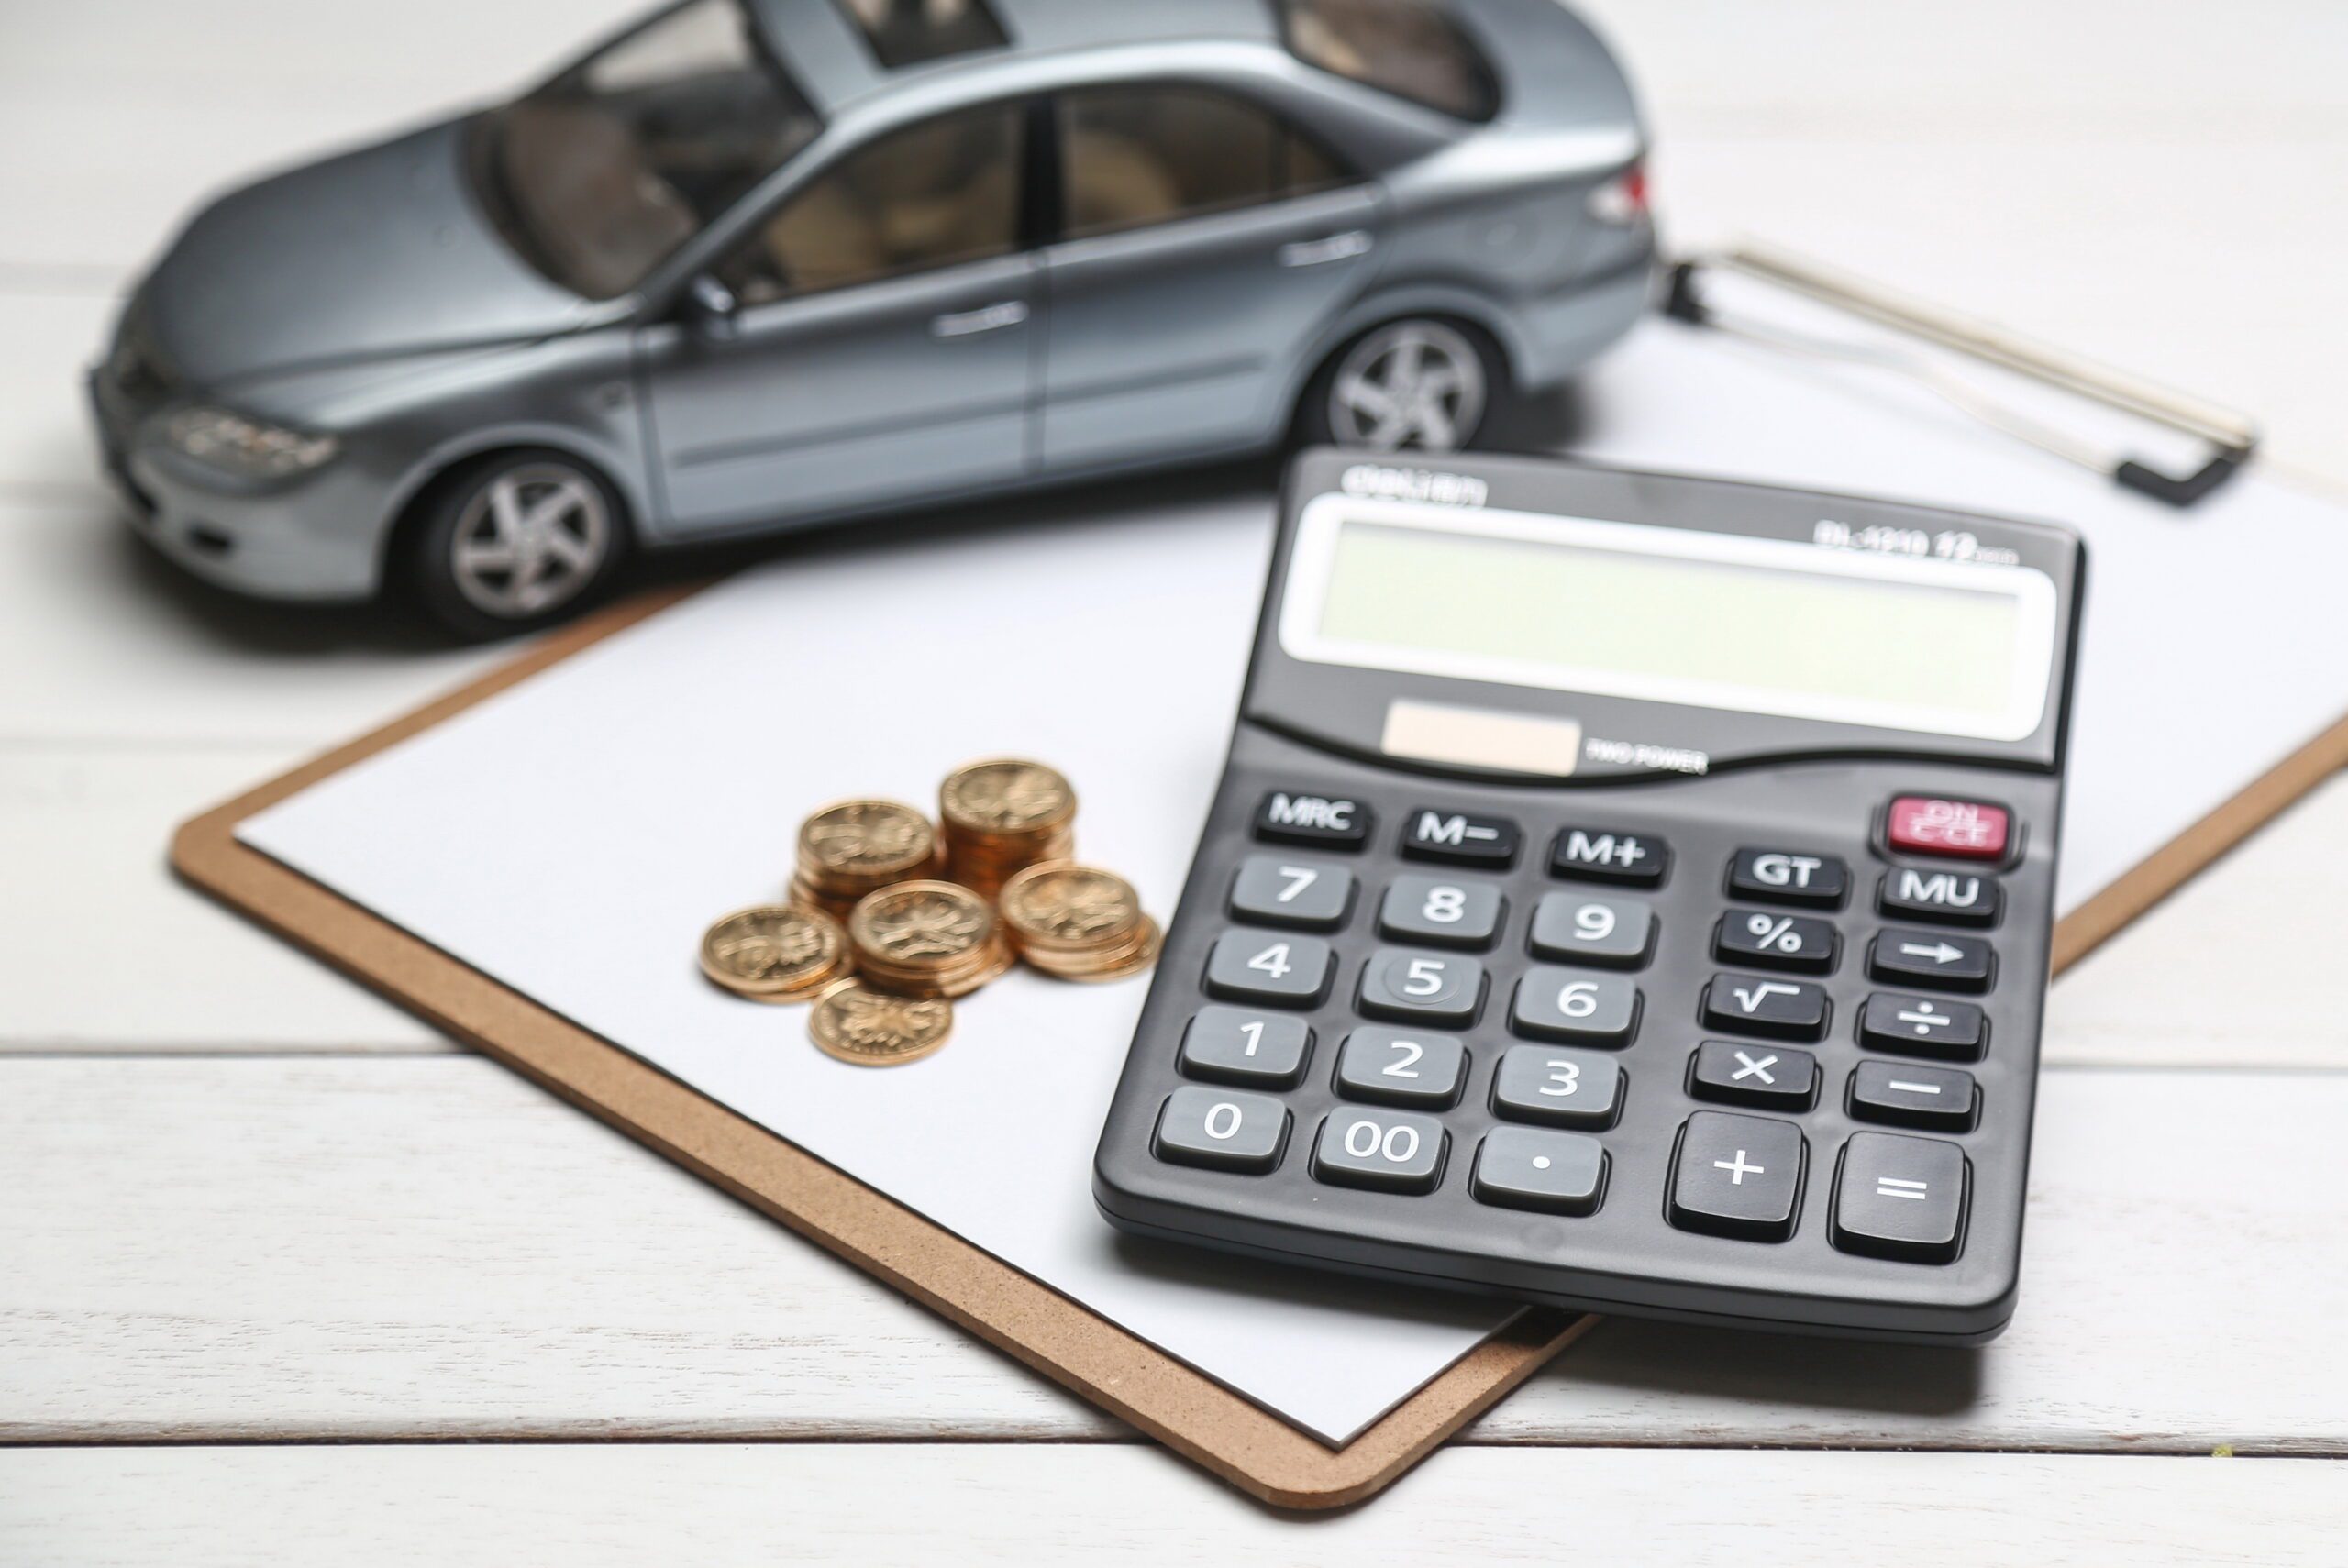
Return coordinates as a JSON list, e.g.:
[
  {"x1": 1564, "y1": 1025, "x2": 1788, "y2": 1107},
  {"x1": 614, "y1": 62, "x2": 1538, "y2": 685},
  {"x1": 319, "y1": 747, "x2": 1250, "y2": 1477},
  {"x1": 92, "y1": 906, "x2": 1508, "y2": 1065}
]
[{"x1": 6, "y1": 3, "x2": 2346, "y2": 1560}]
